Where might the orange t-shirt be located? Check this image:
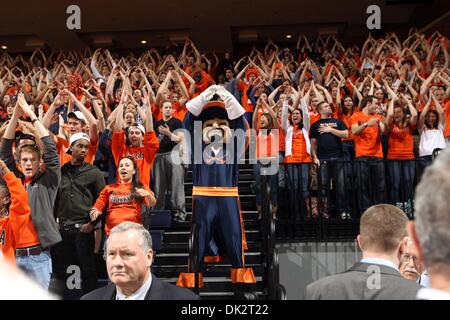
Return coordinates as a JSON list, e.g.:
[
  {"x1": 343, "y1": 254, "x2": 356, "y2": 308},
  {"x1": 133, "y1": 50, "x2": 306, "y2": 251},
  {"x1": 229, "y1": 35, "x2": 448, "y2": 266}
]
[
  {"x1": 237, "y1": 80, "x2": 253, "y2": 113},
  {"x1": 152, "y1": 103, "x2": 163, "y2": 122},
  {"x1": 387, "y1": 122, "x2": 415, "y2": 160},
  {"x1": 256, "y1": 130, "x2": 278, "y2": 159},
  {"x1": 111, "y1": 130, "x2": 159, "y2": 188},
  {"x1": 93, "y1": 183, "x2": 151, "y2": 235},
  {"x1": 338, "y1": 112, "x2": 355, "y2": 141},
  {"x1": 444, "y1": 100, "x2": 450, "y2": 138},
  {"x1": 0, "y1": 172, "x2": 38, "y2": 262},
  {"x1": 173, "y1": 101, "x2": 187, "y2": 122},
  {"x1": 350, "y1": 112, "x2": 383, "y2": 158},
  {"x1": 284, "y1": 127, "x2": 311, "y2": 163},
  {"x1": 56, "y1": 136, "x2": 99, "y2": 166},
  {"x1": 309, "y1": 112, "x2": 321, "y2": 126}
]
